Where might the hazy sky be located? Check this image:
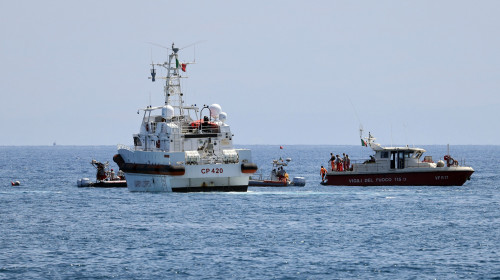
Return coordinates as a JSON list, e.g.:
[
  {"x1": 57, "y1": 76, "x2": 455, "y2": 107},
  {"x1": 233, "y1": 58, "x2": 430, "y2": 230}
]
[{"x1": 1, "y1": 1, "x2": 499, "y2": 146}]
